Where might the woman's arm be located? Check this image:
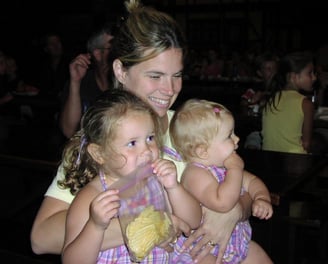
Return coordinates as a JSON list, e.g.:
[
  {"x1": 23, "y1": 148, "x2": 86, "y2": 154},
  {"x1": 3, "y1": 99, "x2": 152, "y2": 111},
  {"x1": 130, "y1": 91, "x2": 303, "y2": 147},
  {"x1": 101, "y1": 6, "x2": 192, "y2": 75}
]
[
  {"x1": 31, "y1": 196, "x2": 126, "y2": 255},
  {"x1": 30, "y1": 197, "x2": 69, "y2": 254}
]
